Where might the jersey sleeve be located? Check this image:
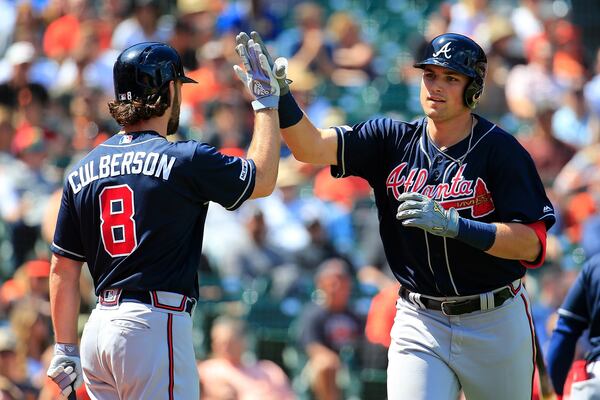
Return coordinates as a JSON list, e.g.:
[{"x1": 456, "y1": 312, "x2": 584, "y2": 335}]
[
  {"x1": 187, "y1": 143, "x2": 256, "y2": 210},
  {"x1": 558, "y1": 264, "x2": 590, "y2": 326},
  {"x1": 330, "y1": 118, "x2": 397, "y2": 183},
  {"x1": 50, "y1": 183, "x2": 86, "y2": 262},
  {"x1": 488, "y1": 135, "x2": 555, "y2": 229}
]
